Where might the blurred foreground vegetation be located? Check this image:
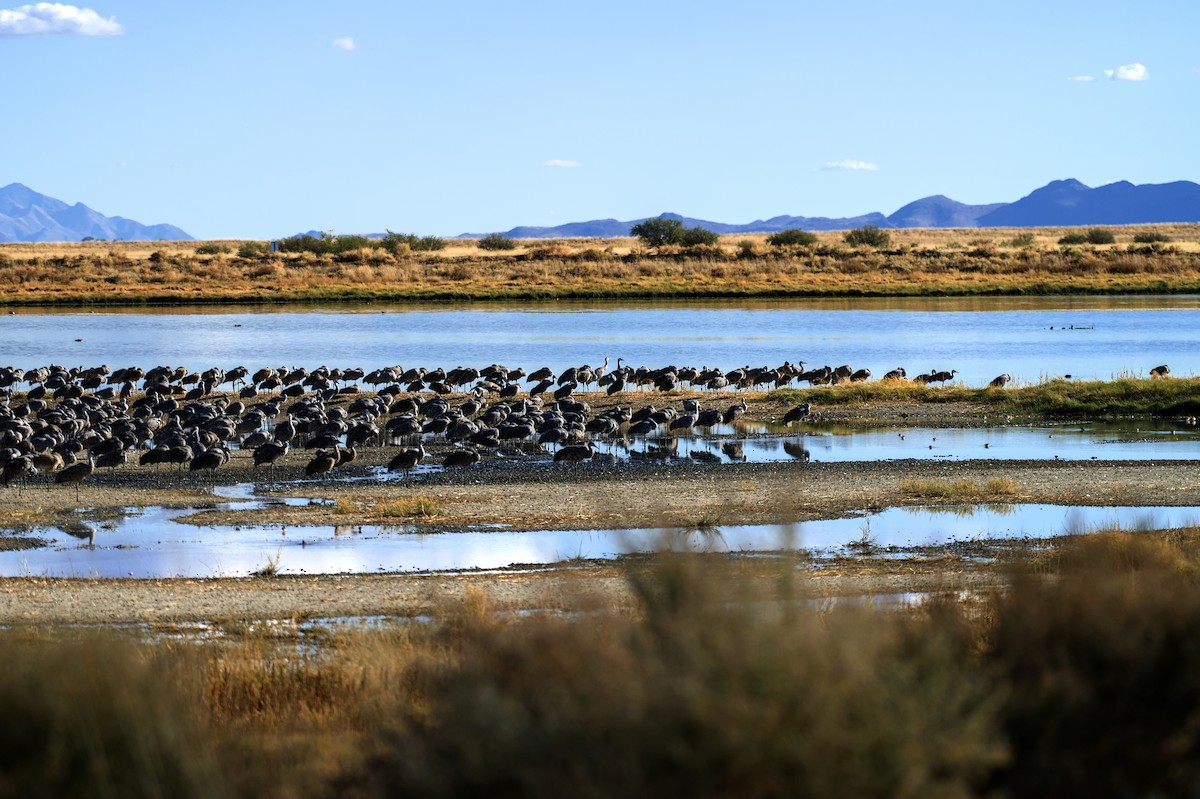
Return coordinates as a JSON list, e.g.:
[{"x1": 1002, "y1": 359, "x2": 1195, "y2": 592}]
[{"x1": 6, "y1": 530, "x2": 1200, "y2": 797}]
